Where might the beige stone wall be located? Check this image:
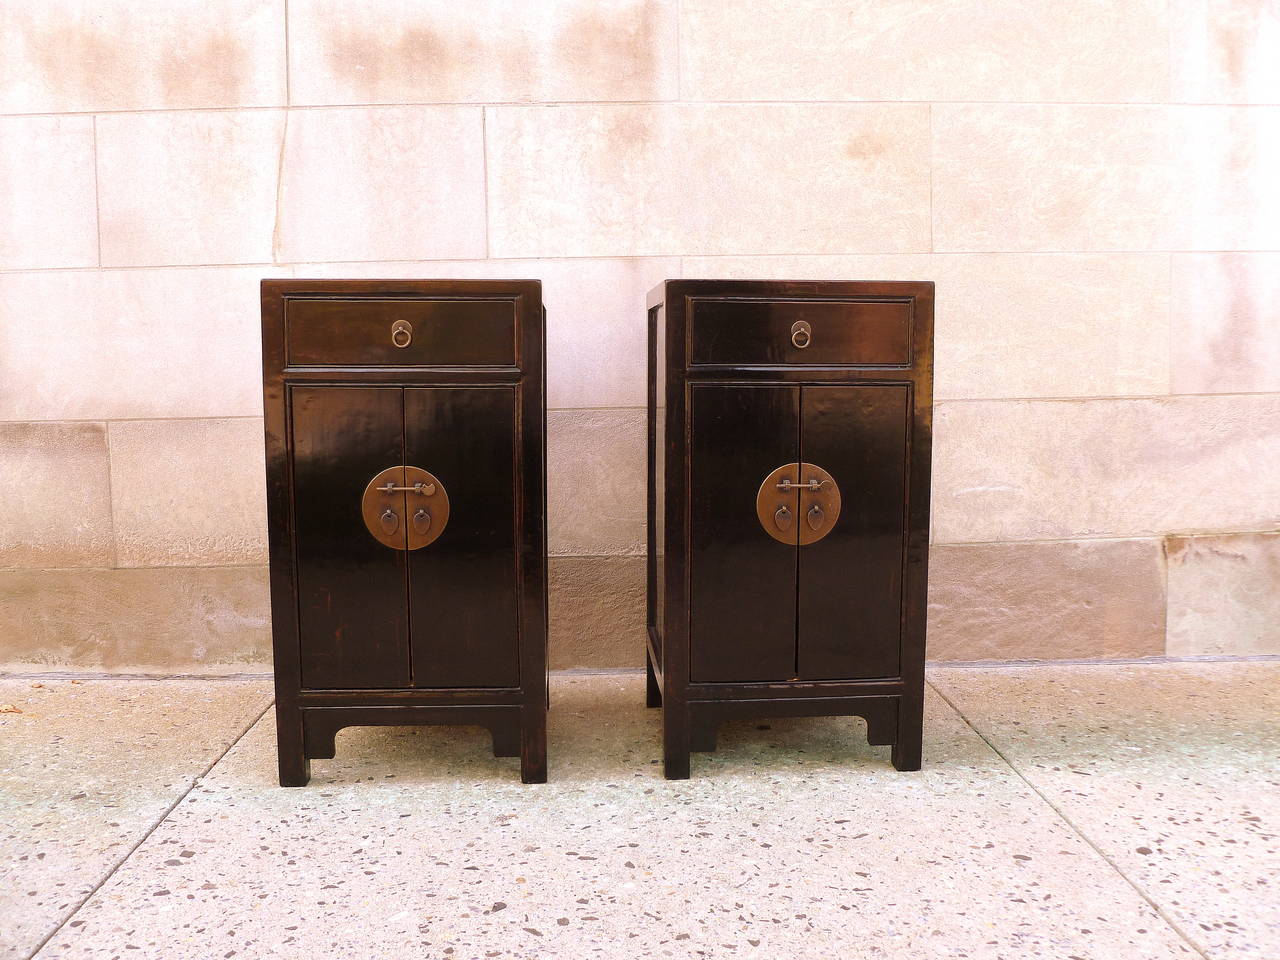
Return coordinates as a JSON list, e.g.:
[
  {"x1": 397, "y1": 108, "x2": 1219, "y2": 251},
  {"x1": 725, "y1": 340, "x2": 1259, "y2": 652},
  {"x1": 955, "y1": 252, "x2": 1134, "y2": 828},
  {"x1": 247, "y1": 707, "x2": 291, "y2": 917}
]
[{"x1": 2, "y1": 0, "x2": 1278, "y2": 673}]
